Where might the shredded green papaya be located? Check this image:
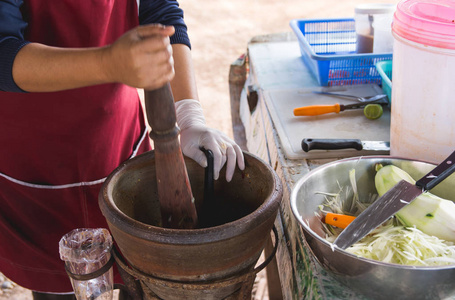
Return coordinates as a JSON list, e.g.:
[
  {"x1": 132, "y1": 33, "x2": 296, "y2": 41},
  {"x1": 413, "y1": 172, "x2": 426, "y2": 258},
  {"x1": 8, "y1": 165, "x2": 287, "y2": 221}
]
[{"x1": 317, "y1": 168, "x2": 455, "y2": 267}]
